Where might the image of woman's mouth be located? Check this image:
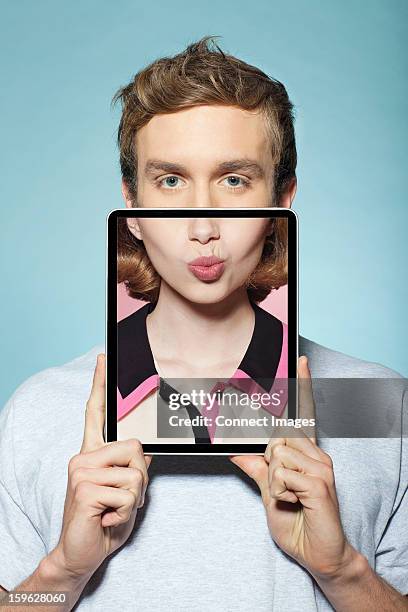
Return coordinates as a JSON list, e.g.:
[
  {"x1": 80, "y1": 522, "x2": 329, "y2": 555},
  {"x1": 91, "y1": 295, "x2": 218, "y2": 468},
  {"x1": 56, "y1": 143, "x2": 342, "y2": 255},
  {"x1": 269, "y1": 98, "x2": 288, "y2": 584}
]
[{"x1": 187, "y1": 255, "x2": 225, "y2": 281}]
